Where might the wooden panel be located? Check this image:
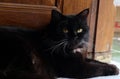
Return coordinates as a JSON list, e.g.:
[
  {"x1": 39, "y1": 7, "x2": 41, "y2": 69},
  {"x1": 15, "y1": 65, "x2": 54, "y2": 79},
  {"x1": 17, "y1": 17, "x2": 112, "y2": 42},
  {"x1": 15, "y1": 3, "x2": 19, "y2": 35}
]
[
  {"x1": 0, "y1": 3, "x2": 57, "y2": 29},
  {"x1": 55, "y1": 0, "x2": 64, "y2": 12},
  {"x1": 63, "y1": 0, "x2": 92, "y2": 15},
  {"x1": 88, "y1": 0, "x2": 98, "y2": 57},
  {"x1": 95, "y1": 0, "x2": 116, "y2": 52},
  {"x1": 0, "y1": 0, "x2": 55, "y2": 6}
]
